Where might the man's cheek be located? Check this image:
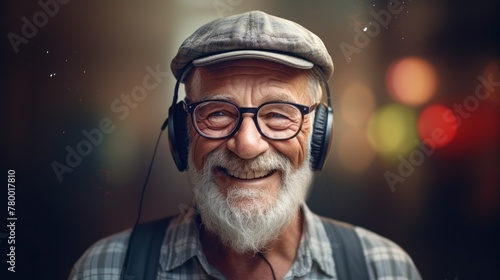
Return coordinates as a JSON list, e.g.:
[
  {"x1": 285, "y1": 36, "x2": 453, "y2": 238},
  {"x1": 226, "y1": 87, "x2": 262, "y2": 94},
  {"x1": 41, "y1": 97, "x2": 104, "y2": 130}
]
[
  {"x1": 190, "y1": 136, "x2": 225, "y2": 171},
  {"x1": 193, "y1": 149, "x2": 207, "y2": 171},
  {"x1": 189, "y1": 136, "x2": 204, "y2": 171},
  {"x1": 272, "y1": 141, "x2": 302, "y2": 168}
]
